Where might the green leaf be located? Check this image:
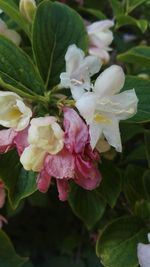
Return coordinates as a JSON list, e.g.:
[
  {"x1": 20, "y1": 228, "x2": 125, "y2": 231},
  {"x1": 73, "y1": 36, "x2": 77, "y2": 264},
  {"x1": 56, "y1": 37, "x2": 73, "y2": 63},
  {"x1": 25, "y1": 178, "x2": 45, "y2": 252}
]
[
  {"x1": 118, "y1": 46, "x2": 150, "y2": 67},
  {"x1": 0, "y1": 150, "x2": 37, "y2": 209},
  {"x1": 48, "y1": 256, "x2": 85, "y2": 267},
  {"x1": 32, "y1": 0, "x2": 88, "y2": 89},
  {"x1": 69, "y1": 183, "x2": 106, "y2": 229},
  {"x1": 0, "y1": 0, "x2": 30, "y2": 36},
  {"x1": 0, "y1": 230, "x2": 27, "y2": 267},
  {"x1": 124, "y1": 165, "x2": 146, "y2": 207},
  {"x1": 116, "y1": 15, "x2": 148, "y2": 33},
  {"x1": 79, "y1": 7, "x2": 106, "y2": 19},
  {"x1": 122, "y1": 75, "x2": 150, "y2": 123},
  {"x1": 98, "y1": 160, "x2": 121, "y2": 208},
  {"x1": 144, "y1": 130, "x2": 150, "y2": 167},
  {"x1": 0, "y1": 36, "x2": 45, "y2": 95},
  {"x1": 110, "y1": 0, "x2": 124, "y2": 17},
  {"x1": 120, "y1": 123, "x2": 144, "y2": 143},
  {"x1": 126, "y1": 0, "x2": 147, "y2": 13},
  {"x1": 143, "y1": 170, "x2": 150, "y2": 201},
  {"x1": 135, "y1": 199, "x2": 150, "y2": 220},
  {"x1": 96, "y1": 216, "x2": 147, "y2": 267}
]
